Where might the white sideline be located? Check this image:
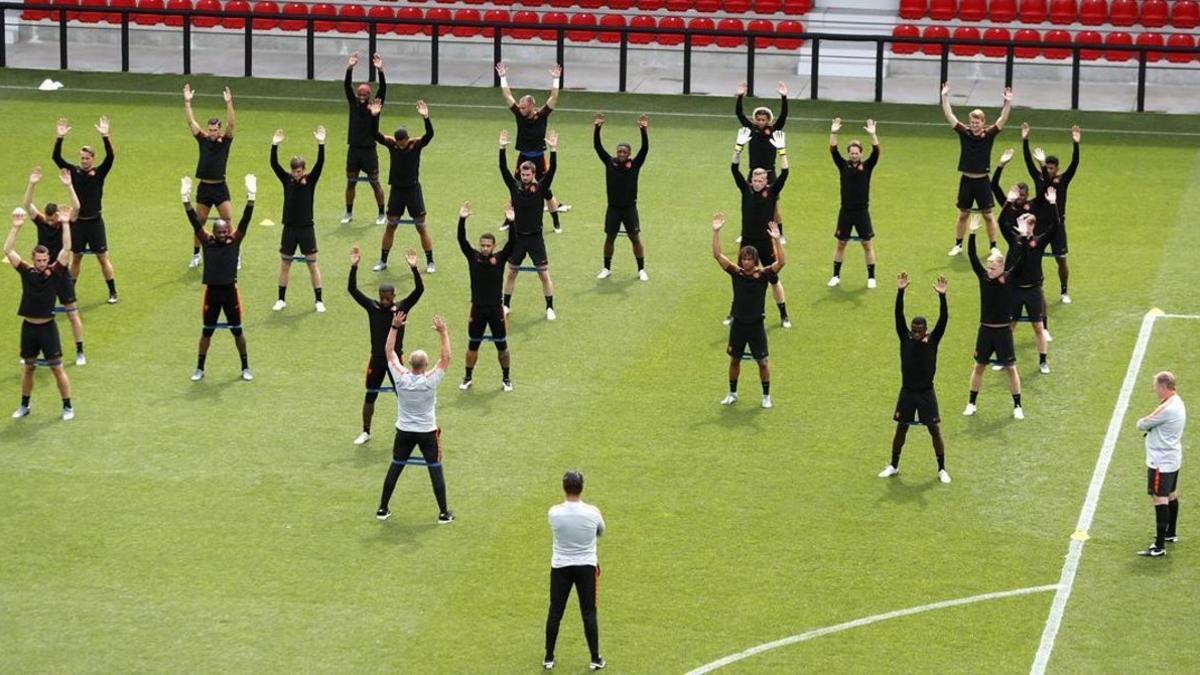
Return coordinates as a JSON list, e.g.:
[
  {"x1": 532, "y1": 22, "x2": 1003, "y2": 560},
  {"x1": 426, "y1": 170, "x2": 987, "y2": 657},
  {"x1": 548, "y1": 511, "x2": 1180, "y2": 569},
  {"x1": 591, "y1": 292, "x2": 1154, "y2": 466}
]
[
  {"x1": 3, "y1": 85, "x2": 1200, "y2": 137},
  {"x1": 1029, "y1": 309, "x2": 1200, "y2": 674},
  {"x1": 686, "y1": 584, "x2": 1059, "y2": 674}
]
